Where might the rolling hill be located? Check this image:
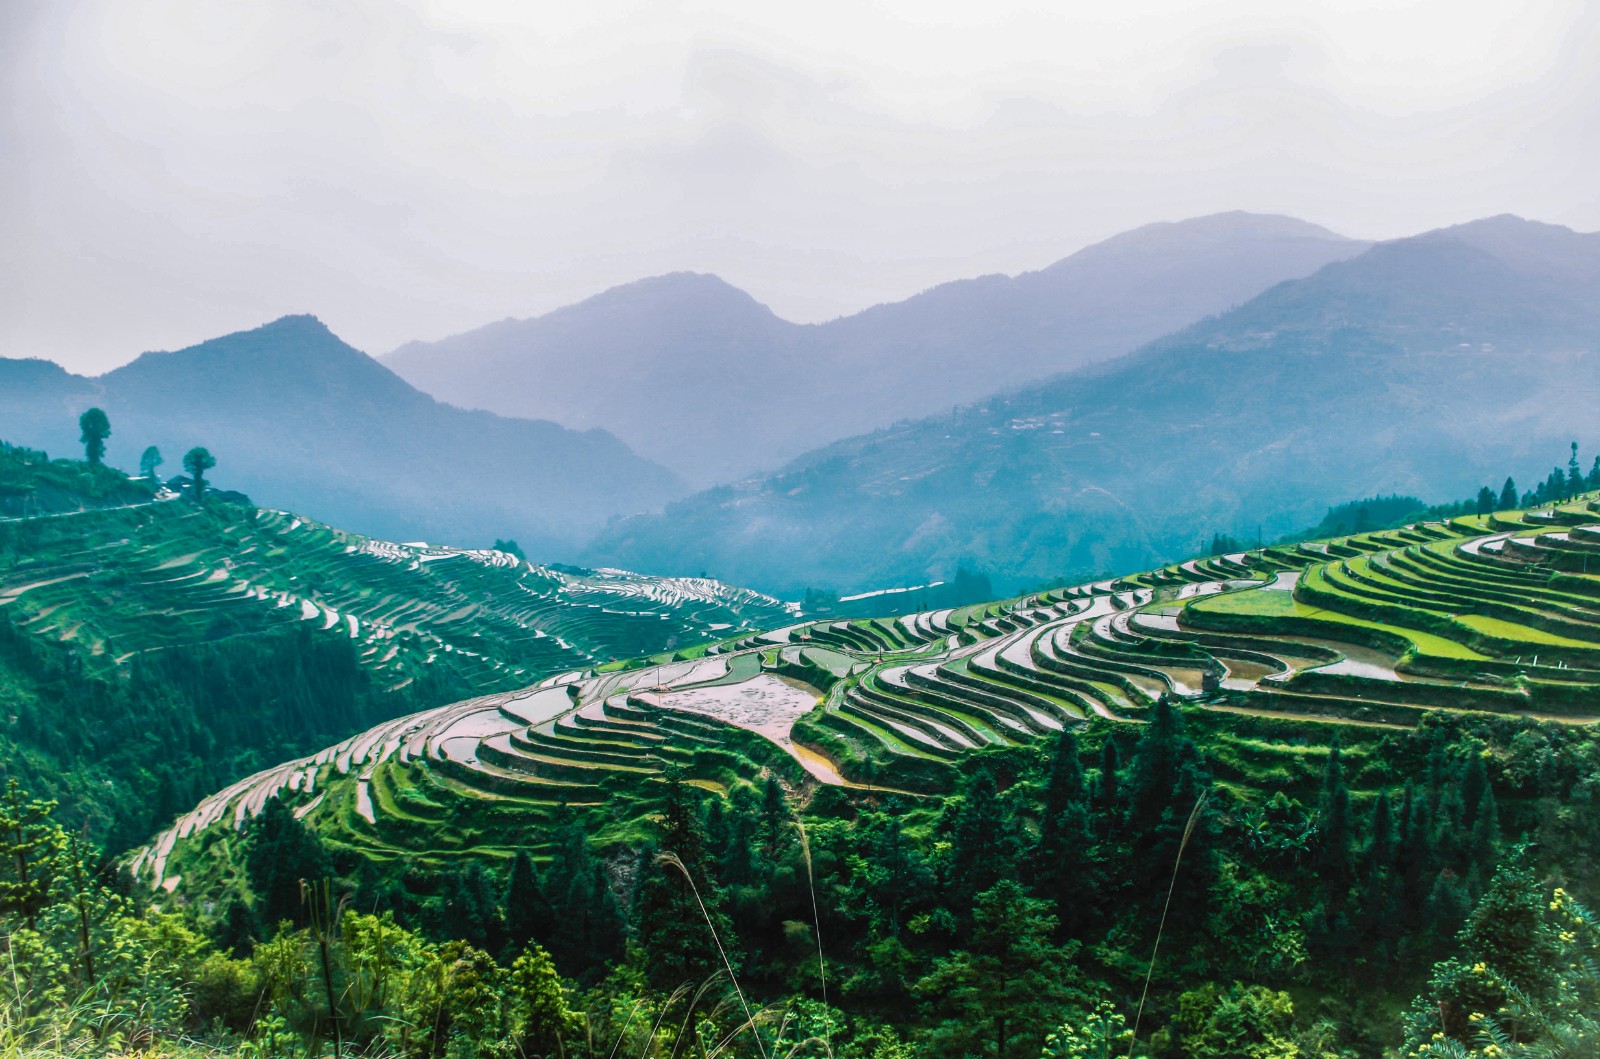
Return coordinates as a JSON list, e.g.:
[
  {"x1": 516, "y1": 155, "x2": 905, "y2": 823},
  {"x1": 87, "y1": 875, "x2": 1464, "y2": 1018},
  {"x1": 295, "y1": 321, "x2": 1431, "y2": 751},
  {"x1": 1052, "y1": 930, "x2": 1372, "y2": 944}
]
[
  {"x1": 385, "y1": 213, "x2": 1366, "y2": 485},
  {"x1": 0, "y1": 315, "x2": 685, "y2": 557},
  {"x1": 584, "y1": 216, "x2": 1600, "y2": 596}
]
